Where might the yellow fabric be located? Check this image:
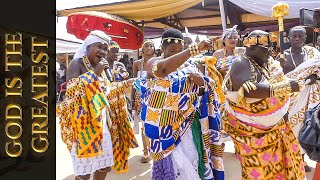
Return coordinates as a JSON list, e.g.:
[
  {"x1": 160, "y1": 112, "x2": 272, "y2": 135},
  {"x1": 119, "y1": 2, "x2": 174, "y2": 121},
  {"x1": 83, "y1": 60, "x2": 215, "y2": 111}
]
[
  {"x1": 58, "y1": 0, "x2": 203, "y2": 21},
  {"x1": 203, "y1": 56, "x2": 225, "y2": 104}
]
